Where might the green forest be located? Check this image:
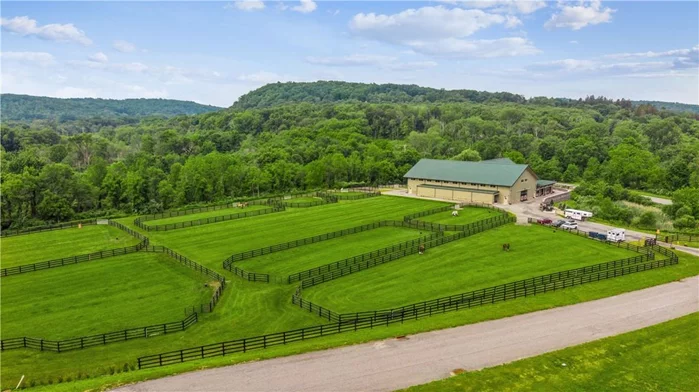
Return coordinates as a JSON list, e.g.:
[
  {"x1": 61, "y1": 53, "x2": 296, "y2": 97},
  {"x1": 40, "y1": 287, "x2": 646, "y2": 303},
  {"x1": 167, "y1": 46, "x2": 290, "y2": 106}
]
[
  {"x1": 1, "y1": 94, "x2": 221, "y2": 121},
  {"x1": 2, "y1": 82, "x2": 698, "y2": 231}
]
